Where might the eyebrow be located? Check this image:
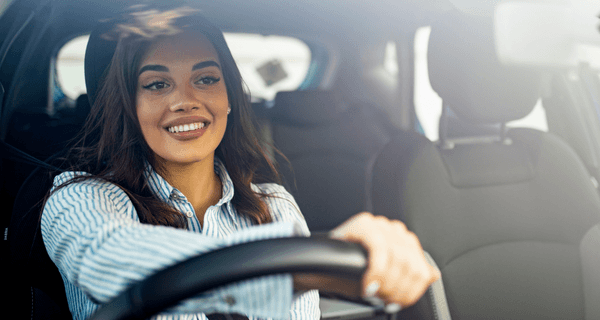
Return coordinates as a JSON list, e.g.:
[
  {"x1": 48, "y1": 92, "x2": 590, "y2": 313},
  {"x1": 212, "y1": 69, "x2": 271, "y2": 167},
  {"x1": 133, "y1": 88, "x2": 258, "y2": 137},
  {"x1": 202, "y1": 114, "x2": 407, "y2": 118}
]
[
  {"x1": 138, "y1": 64, "x2": 169, "y2": 76},
  {"x1": 192, "y1": 60, "x2": 221, "y2": 71},
  {"x1": 138, "y1": 61, "x2": 221, "y2": 76}
]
